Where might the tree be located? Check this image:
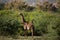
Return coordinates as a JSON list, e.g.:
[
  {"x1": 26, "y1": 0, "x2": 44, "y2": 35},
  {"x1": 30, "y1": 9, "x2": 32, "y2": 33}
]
[
  {"x1": 43, "y1": 1, "x2": 50, "y2": 11},
  {"x1": 4, "y1": 0, "x2": 25, "y2": 10},
  {"x1": 4, "y1": 2, "x2": 12, "y2": 9},
  {"x1": 0, "y1": 10, "x2": 24, "y2": 36},
  {"x1": 57, "y1": 0, "x2": 60, "y2": 8}
]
